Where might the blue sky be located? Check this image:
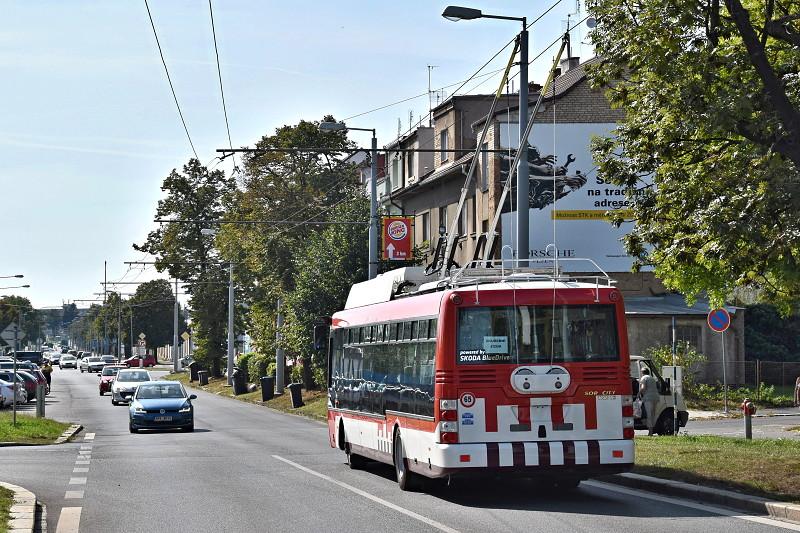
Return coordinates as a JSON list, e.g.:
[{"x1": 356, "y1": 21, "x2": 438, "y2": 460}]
[{"x1": 1, "y1": 0, "x2": 592, "y2": 308}]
